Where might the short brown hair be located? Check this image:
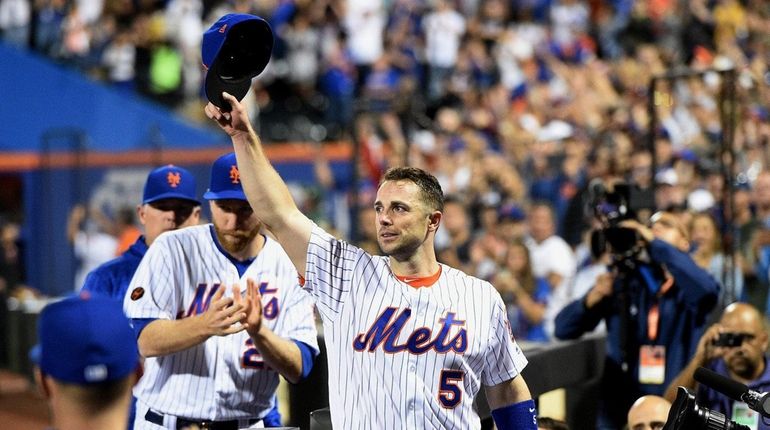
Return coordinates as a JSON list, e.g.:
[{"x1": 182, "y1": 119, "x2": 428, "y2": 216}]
[{"x1": 380, "y1": 167, "x2": 444, "y2": 212}]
